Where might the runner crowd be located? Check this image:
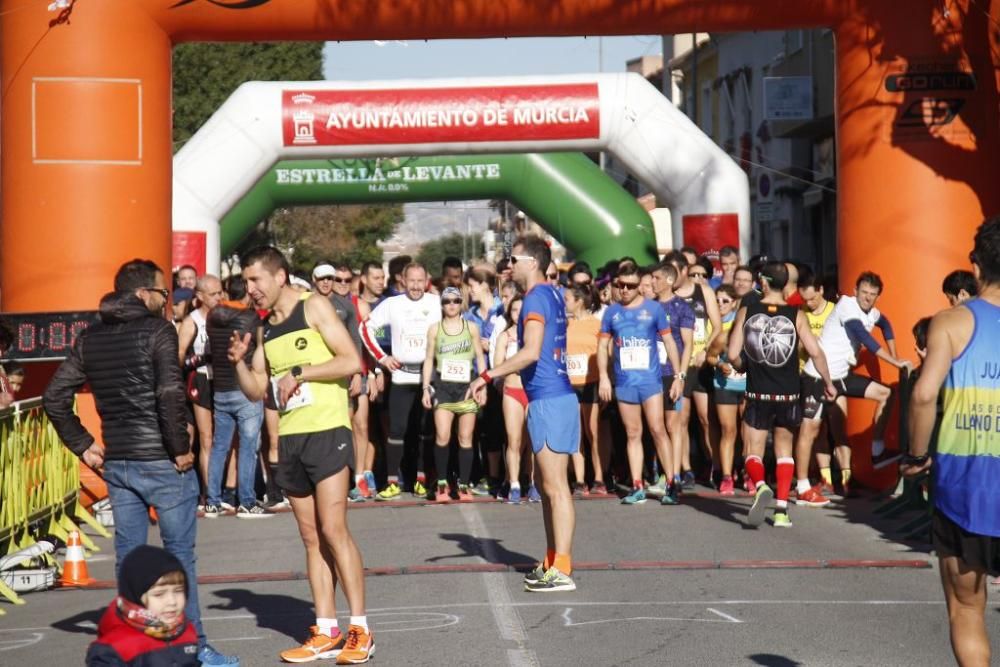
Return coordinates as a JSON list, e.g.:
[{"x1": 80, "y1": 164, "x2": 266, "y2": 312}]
[{"x1": 169, "y1": 243, "x2": 977, "y2": 528}]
